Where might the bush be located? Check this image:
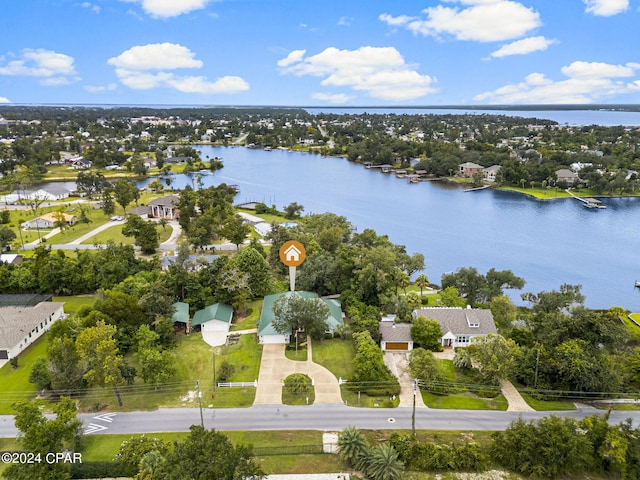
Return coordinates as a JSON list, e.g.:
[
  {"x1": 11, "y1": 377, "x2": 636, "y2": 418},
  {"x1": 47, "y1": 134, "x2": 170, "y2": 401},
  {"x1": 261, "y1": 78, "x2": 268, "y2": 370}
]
[
  {"x1": 9, "y1": 357, "x2": 18, "y2": 369},
  {"x1": 71, "y1": 461, "x2": 136, "y2": 479},
  {"x1": 217, "y1": 360, "x2": 235, "y2": 382}
]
